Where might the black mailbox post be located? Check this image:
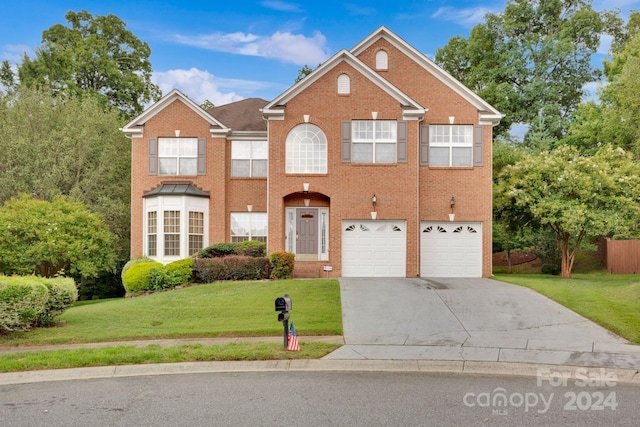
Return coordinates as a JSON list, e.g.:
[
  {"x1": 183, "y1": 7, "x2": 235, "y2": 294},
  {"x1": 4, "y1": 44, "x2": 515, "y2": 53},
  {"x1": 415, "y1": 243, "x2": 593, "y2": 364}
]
[{"x1": 275, "y1": 293, "x2": 291, "y2": 348}]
